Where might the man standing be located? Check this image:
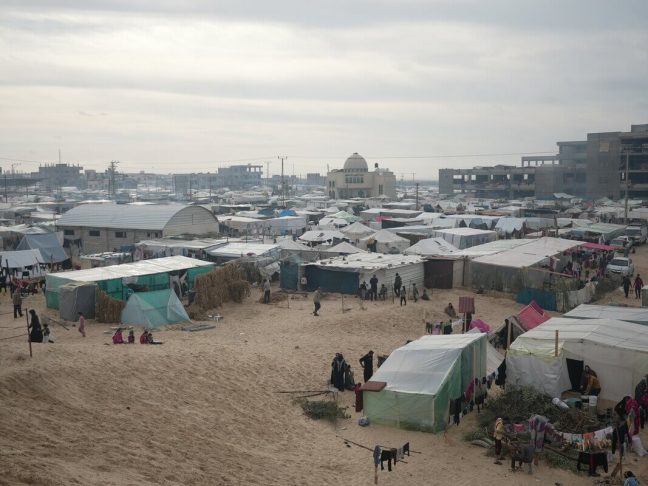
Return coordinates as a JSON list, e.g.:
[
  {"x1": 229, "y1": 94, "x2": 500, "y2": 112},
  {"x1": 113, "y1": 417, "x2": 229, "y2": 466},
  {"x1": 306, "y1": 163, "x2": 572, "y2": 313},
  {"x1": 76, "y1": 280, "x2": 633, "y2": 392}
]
[
  {"x1": 12, "y1": 288, "x2": 22, "y2": 318},
  {"x1": 313, "y1": 287, "x2": 322, "y2": 316},
  {"x1": 393, "y1": 273, "x2": 402, "y2": 297},
  {"x1": 635, "y1": 274, "x2": 644, "y2": 299},
  {"x1": 412, "y1": 283, "x2": 419, "y2": 303},
  {"x1": 369, "y1": 274, "x2": 378, "y2": 301},
  {"x1": 623, "y1": 275, "x2": 631, "y2": 298},
  {"x1": 263, "y1": 278, "x2": 271, "y2": 304},
  {"x1": 359, "y1": 350, "x2": 374, "y2": 383}
]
